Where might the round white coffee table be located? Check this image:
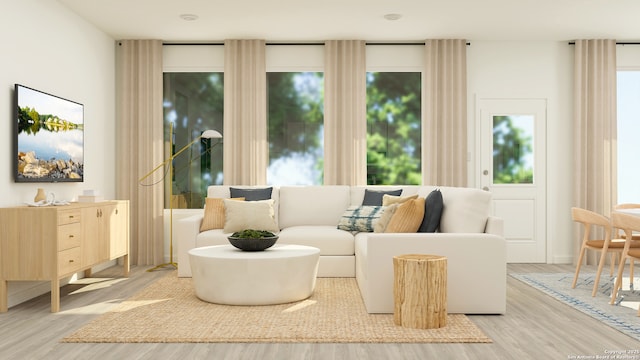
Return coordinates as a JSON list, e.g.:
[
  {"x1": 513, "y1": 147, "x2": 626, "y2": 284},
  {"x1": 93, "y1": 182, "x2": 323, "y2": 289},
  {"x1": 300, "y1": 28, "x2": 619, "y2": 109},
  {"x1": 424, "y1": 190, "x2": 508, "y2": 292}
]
[{"x1": 188, "y1": 244, "x2": 320, "y2": 305}]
